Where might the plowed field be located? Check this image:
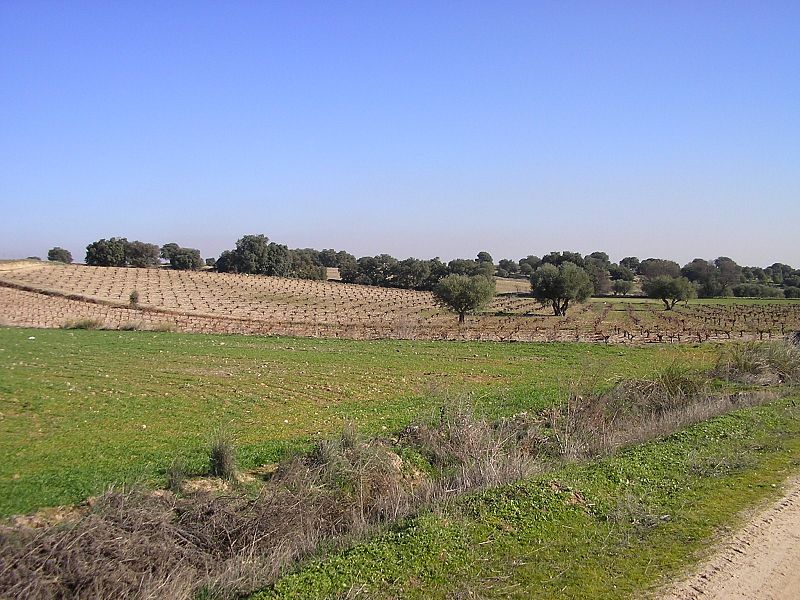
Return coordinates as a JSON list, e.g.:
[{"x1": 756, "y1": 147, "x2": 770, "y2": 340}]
[{"x1": 1, "y1": 262, "x2": 798, "y2": 343}]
